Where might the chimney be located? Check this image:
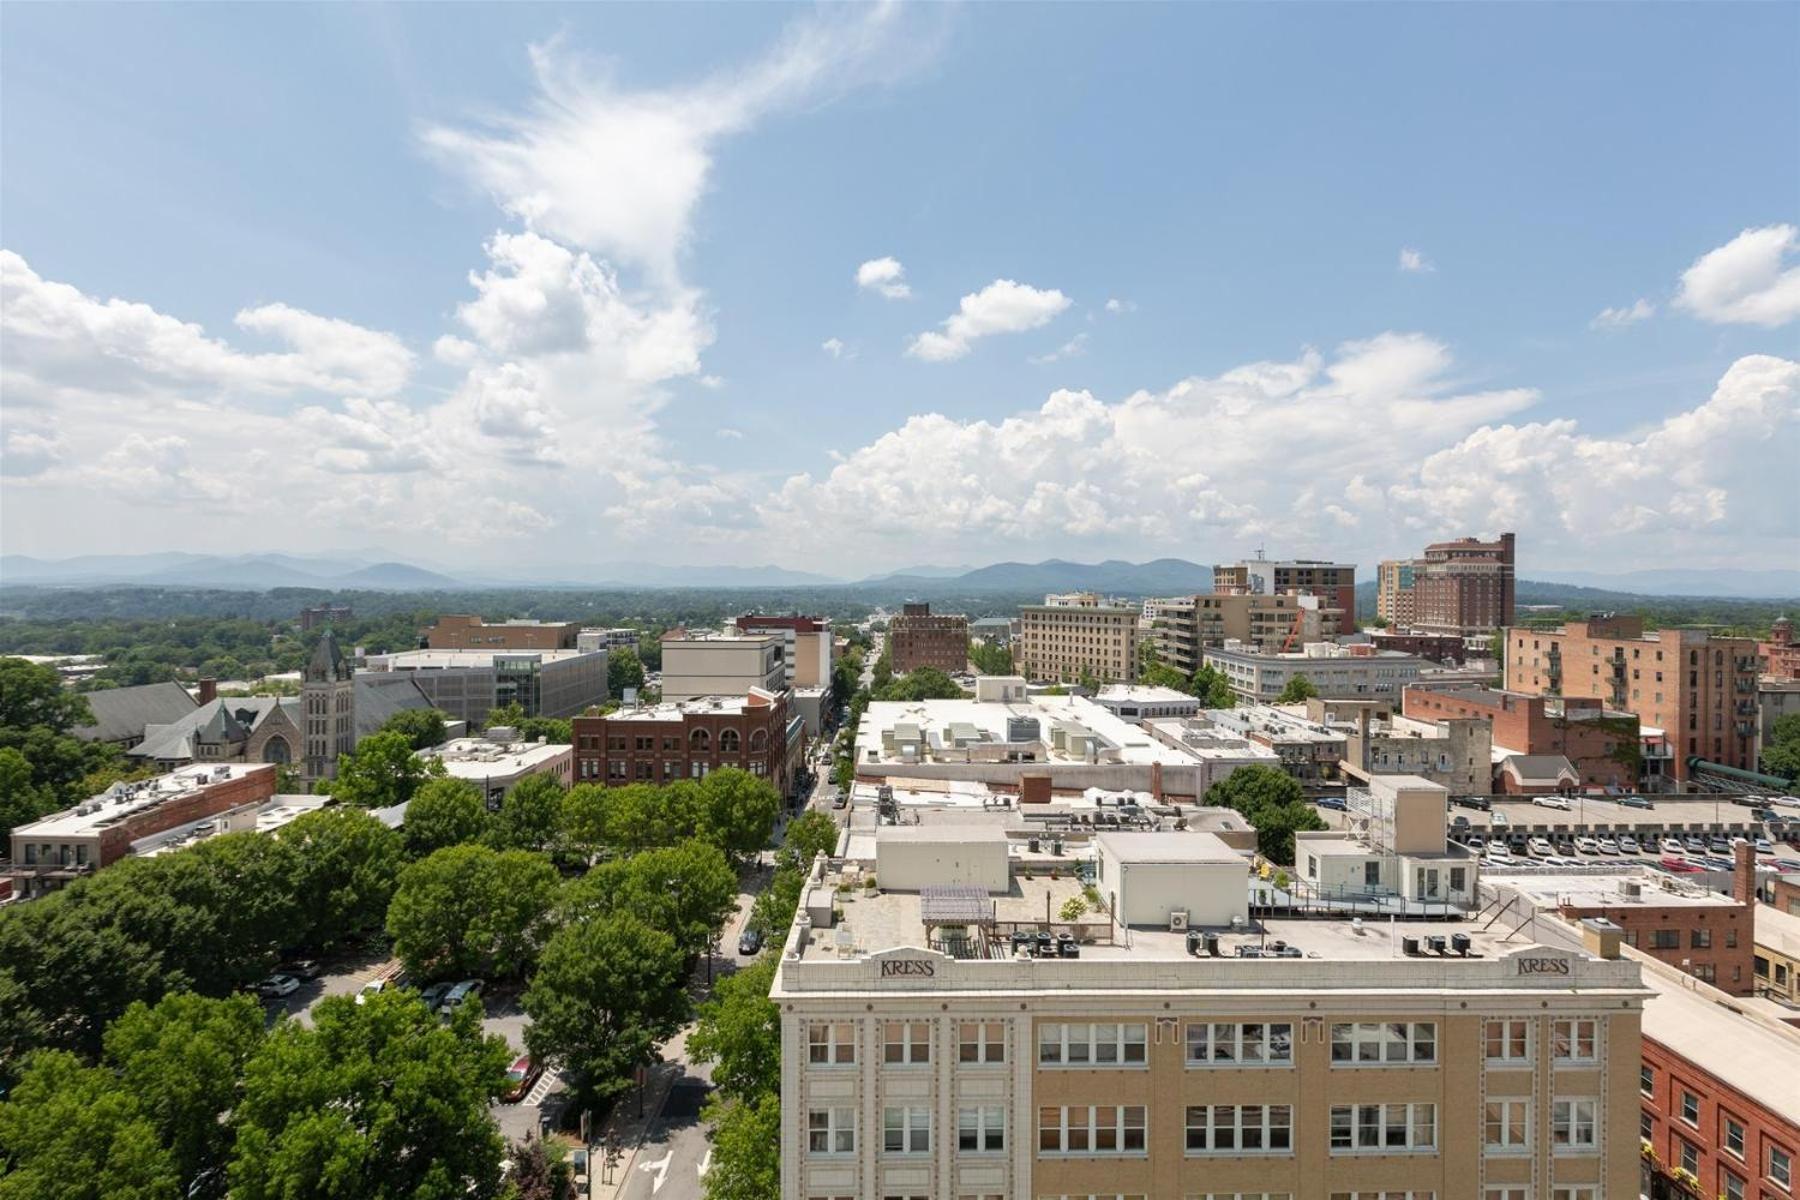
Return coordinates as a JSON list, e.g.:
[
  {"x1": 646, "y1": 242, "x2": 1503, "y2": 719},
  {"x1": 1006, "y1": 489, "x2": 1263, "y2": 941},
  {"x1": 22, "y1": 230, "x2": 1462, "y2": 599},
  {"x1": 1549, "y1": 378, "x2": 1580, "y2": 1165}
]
[
  {"x1": 1150, "y1": 761, "x2": 1164, "y2": 803},
  {"x1": 1019, "y1": 773, "x2": 1052, "y2": 805},
  {"x1": 197, "y1": 677, "x2": 218, "y2": 705},
  {"x1": 1733, "y1": 840, "x2": 1757, "y2": 905}
]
